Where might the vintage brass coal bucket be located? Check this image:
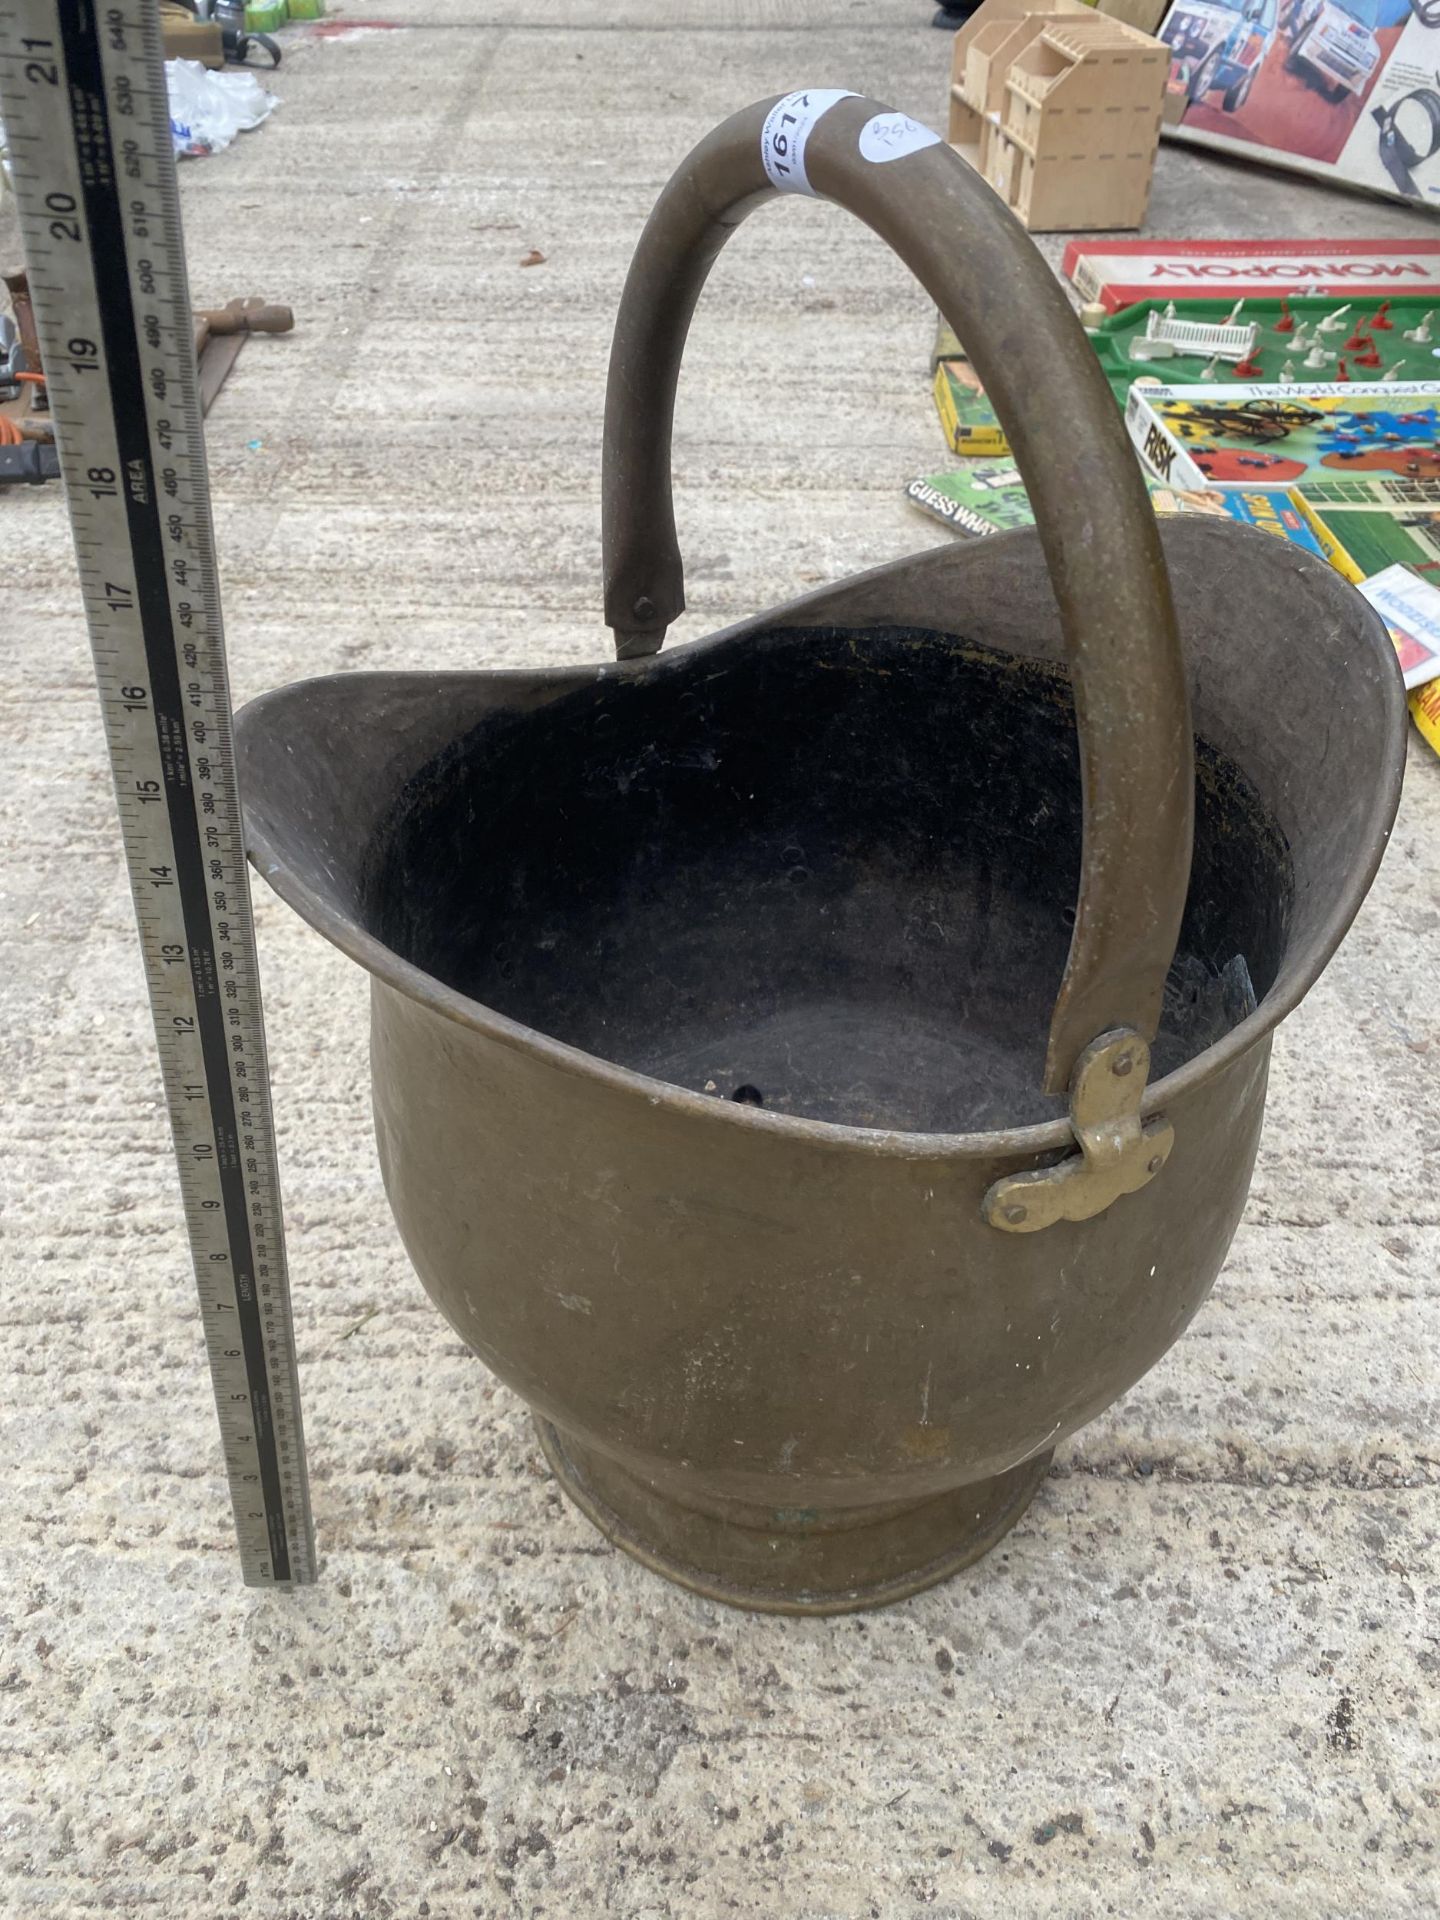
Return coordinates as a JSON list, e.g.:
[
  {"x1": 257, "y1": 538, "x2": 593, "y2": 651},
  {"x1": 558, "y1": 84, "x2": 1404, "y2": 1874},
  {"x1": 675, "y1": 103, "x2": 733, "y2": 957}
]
[{"x1": 236, "y1": 97, "x2": 1405, "y2": 1612}]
